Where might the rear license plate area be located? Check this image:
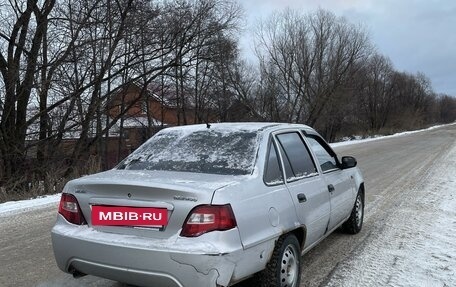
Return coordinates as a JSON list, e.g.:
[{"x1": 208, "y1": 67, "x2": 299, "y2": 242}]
[{"x1": 91, "y1": 206, "x2": 168, "y2": 227}]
